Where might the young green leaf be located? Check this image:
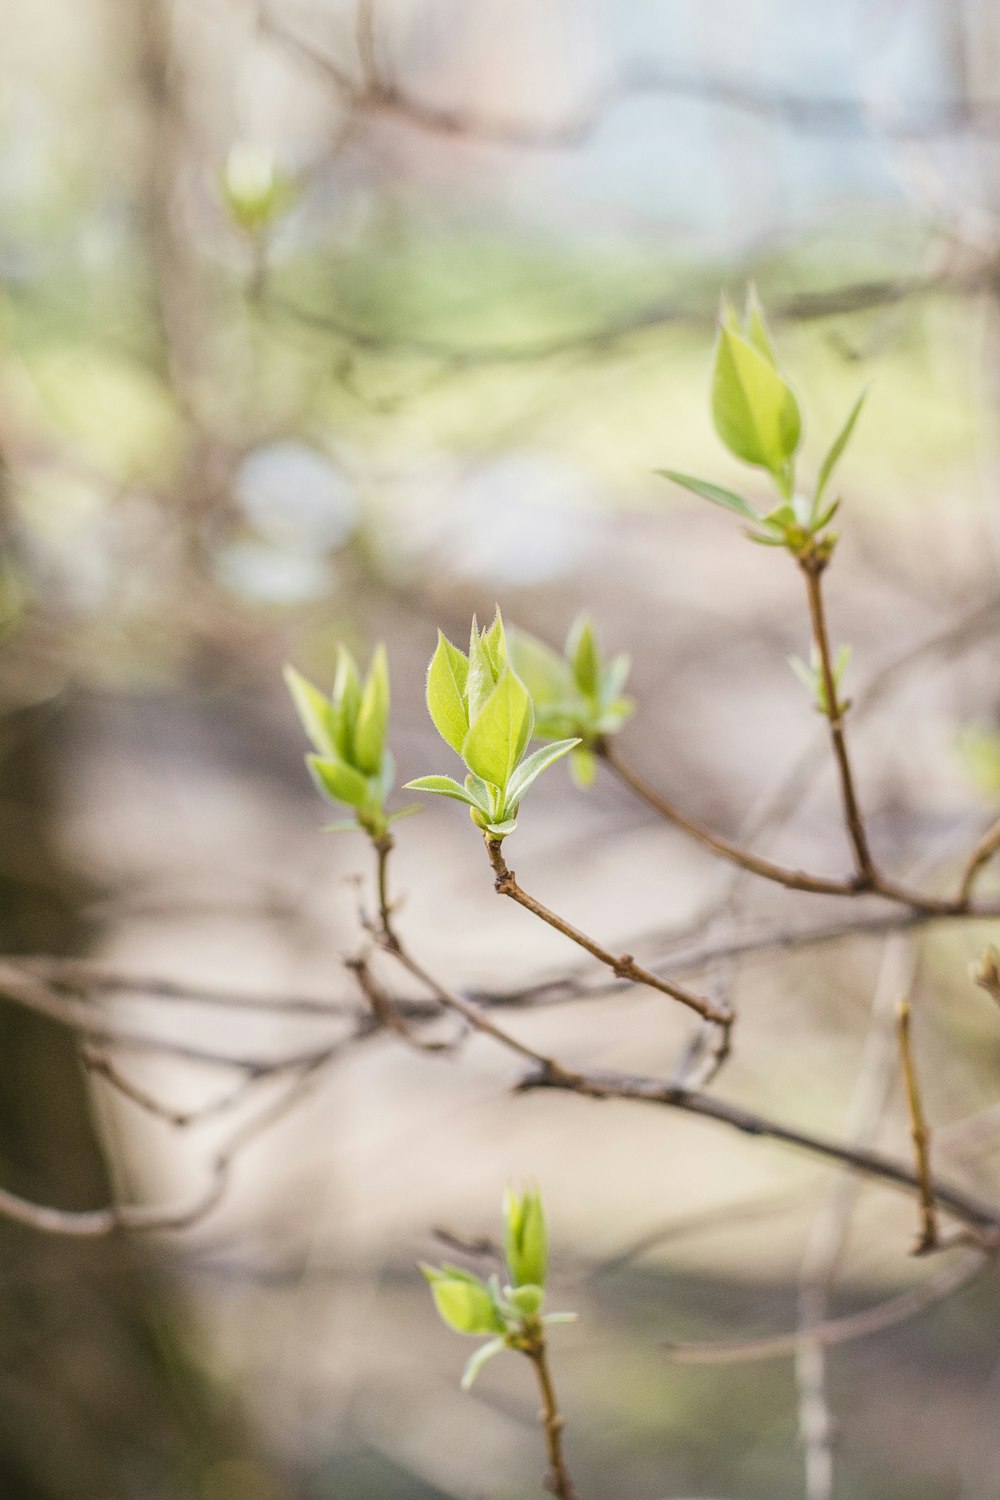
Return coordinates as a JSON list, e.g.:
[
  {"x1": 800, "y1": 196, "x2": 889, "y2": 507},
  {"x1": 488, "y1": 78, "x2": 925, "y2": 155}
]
[
  {"x1": 503, "y1": 1186, "x2": 548, "y2": 1288},
  {"x1": 426, "y1": 631, "x2": 470, "y2": 754},
  {"x1": 656, "y1": 471, "x2": 760, "y2": 522},
  {"x1": 711, "y1": 324, "x2": 801, "y2": 478},
  {"x1": 307, "y1": 753, "x2": 370, "y2": 810},
  {"x1": 788, "y1": 655, "x2": 815, "y2": 695},
  {"x1": 332, "y1": 646, "x2": 362, "y2": 759},
  {"x1": 505, "y1": 738, "x2": 581, "y2": 806},
  {"x1": 718, "y1": 288, "x2": 740, "y2": 335},
  {"x1": 387, "y1": 803, "x2": 421, "y2": 825},
  {"x1": 405, "y1": 774, "x2": 490, "y2": 813},
  {"x1": 466, "y1": 619, "x2": 499, "y2": 724},
  {"x1": 283, "y1": 665, "x2": 338, "y2": 756},
  {"x1": 421, "y1": 1266, "x2": 506, "y2": 1336},
  {"x1": 570, "y1": 746, "x2": 597, "y2": 789},
  {"x1": 460, "y1": 1337, "x2": 506, "y2": 1391},
  {"x1": 353, "y1": 644, "x2": 390, "y2": 775},
  {"x1": 566, "y1": 616, "x2": 600, "y2": 697},
  {"x1": 743, "y1": 283, "x2": 778, "y2": 368},
  {"x1": 600, "y1": 653, "x2": 631, "y2": 703},
  {"x1": 508, "y1": 629, "x2": 573, "y2": 706},
  {"x1": 482, "y1": 608, "x2": 508, "y2": 677},
  {"x1": 814, "y1": 387, "x2": 868, "y2": 507},
  {"x1": 461, "y1": 670, "x2": 534, "y2": 790},
  {"x1": 484, "y1": 817, "x2": 519, "y2": 837},
  {"x1": 506, "y1": 1284, "x2": 544, "y2": 1318},
  {"x1": 465, "y1": 773, "x2": 496, "y2": 813}
]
